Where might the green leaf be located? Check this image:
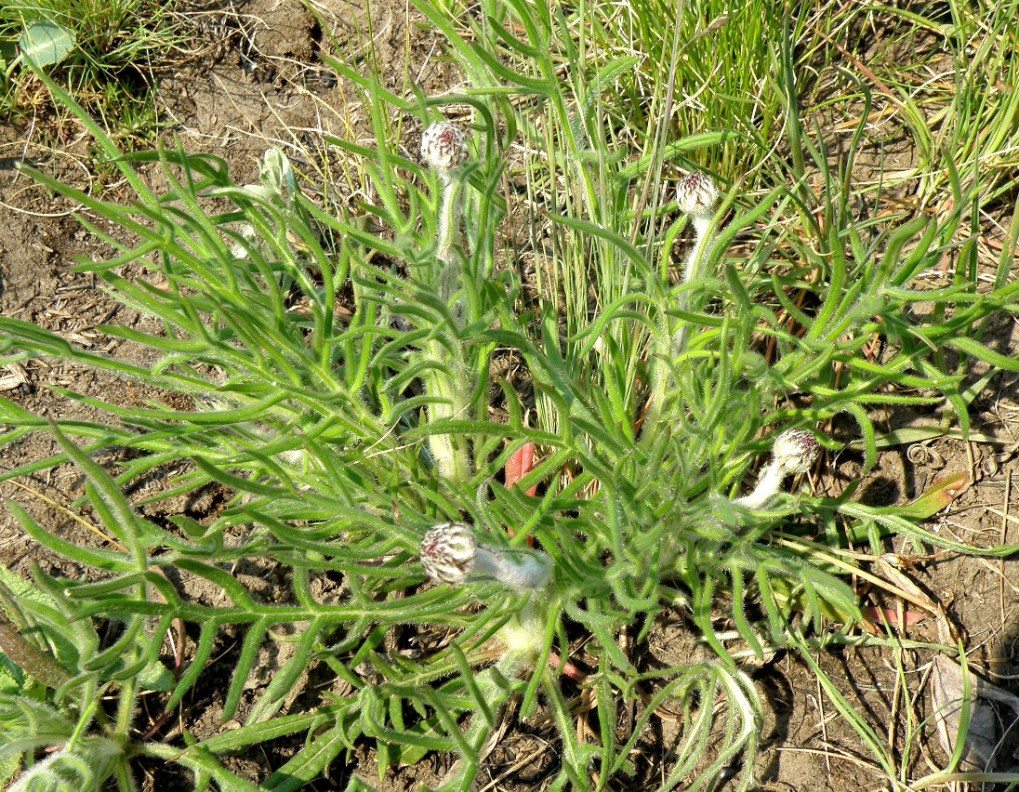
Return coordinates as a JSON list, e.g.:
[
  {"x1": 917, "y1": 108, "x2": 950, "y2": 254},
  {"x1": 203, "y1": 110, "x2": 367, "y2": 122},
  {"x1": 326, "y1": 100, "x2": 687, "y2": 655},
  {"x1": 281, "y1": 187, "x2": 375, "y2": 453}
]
[
  {"x1": 892, "y1": 471, "x2": 972, "y2": 521},
  {"x1": 0, "y1": 565, "x2": 47, "y2": 616},
  {"x1": 947, "y1": 336, "x2": 1019, "y2": 372},
  {"x1": 19, "y1": 21, "x2": 76, "y2": 68},
  {"x1": 0, "y1": 748, "x2": 19, "y2": 789},
  {"x1": 262, "y1": 724, "x2": 349, "y2": 792},
  {"x1": 0, "y1": 654, "x2": 24, "y2": 696},
  {"x1": 137, "y1": 660, "x2": 174, "y2": 693}
]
